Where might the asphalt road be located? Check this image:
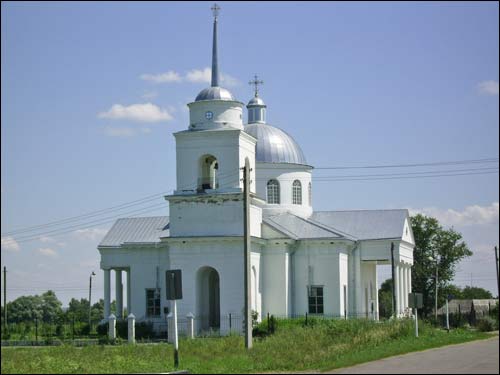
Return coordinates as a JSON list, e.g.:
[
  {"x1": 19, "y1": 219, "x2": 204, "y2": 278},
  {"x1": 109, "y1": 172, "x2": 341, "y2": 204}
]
[{"x1": 327, "y1": 337, "x2": 499, "y2": 374}]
